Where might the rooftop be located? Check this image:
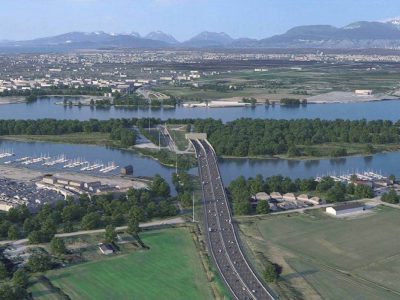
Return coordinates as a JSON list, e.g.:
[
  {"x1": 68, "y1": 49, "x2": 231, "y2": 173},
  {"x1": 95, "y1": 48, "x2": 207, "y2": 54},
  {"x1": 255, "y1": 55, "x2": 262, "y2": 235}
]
[{"x1": 332, "y1": 202, "x2": 364, "y2": 211}]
